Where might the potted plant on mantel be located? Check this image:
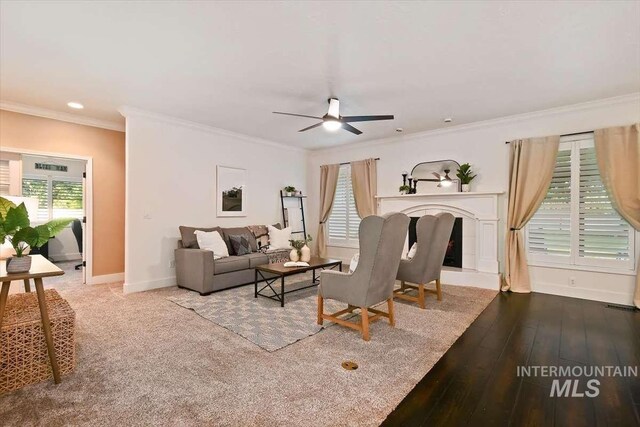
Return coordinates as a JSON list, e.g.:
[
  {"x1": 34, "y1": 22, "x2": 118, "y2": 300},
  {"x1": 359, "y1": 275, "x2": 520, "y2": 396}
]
[
  {"x1": 0, "y1": 196, "x2": 73, "y2": 273},
  {"x1": 399, "y1": 185, "x2": 411, "y2": 195},
  {"x1": 456, "y1": 163, "x2": 477, "y2": 192}
]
